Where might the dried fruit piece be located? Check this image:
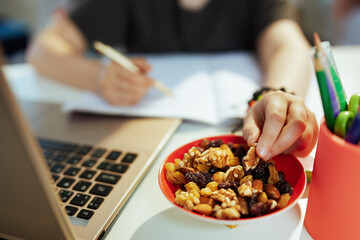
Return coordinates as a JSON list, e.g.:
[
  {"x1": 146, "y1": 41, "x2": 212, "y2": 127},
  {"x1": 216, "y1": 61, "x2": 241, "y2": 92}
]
[
  {"x1": 252, "y1": 179, "x2": 263, "y2": 193},
  {"x1": 200, "y1": 187, "x2": 212, "y2": 197},
  {"x1": 277, "y1": 193, "x2": 291, "y2": 208},
  {"x1": 193, "y1": 204, "x2": 213, "y2": 216},
  {"x1": 275, "y1": 179, "x2": 294, "y2": 195},
  {"x1": 249, "y1": 202, "x2": 267, "y2": 216},
  {"x1": 212, "y1": 171, "x2": 226, "y2": 183},
  {"x1": 184, "y1": 172, "x2": 207, "y2": 188},
  {"x1": 268, "y1": 164, "x2": 280, "y2": 185}
]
